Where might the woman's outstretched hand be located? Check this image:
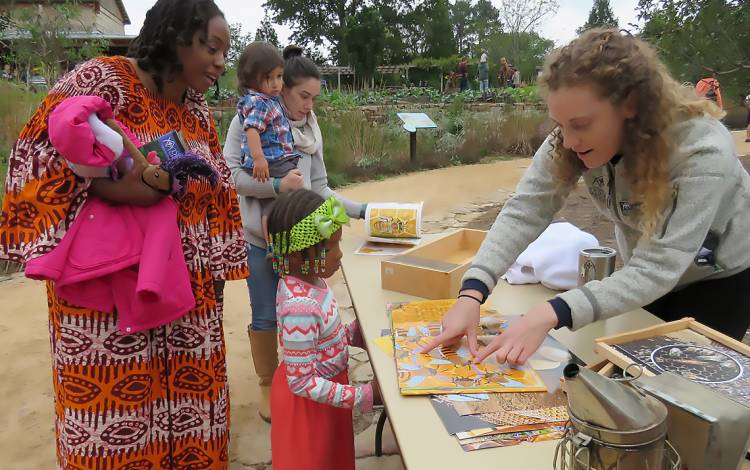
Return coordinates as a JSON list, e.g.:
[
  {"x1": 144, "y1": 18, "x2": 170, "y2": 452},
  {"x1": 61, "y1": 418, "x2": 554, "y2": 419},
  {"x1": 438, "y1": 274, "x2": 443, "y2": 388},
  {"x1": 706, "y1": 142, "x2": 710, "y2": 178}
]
[
  {"x1": 418, "y1": 293, "x2": 482, "y2": 357},
  {"x1": 474, "y1": 302, "x2": 558, "y2": 365},
  {"x1": 419, "y1": 296, "x2": 559, "y2": 366}
]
